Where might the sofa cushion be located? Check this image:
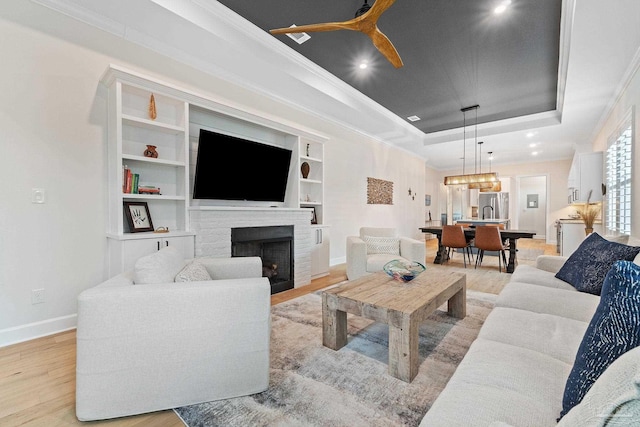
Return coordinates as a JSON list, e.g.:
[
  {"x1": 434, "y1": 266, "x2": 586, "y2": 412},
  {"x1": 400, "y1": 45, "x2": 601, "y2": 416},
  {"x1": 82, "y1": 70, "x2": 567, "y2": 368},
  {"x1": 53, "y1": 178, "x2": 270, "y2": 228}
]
[
  {"x1": 134, "y1": 246, "x2": 186, "y2": 285},
  {"x1": 555, "y1": 232, "x2": 640, "y2": 295},
  {"x1": 363, "y1": 235, "x2": 400, "y2": 255},
  {"x1": 559, "y1": 260, "x2": 640, "y2": 419},
  {"x1": 174, "y1": 260, "x2": 212, "y2": 282},
  {"x1": 558, "y1": 346, "x2": 640, "y2": 426},
  {"x1": 510, "y1": 265, "x2": 576, "y2": 290},
  {"x1": 478, "y1": 307, "x2": 590, "y2": 364},
  {"x1": 496, "y1": 282, "x2": 599, "y2": 322},
  {"x1": 419, "y1": 339, "x2": 572, "y2": 427}
]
